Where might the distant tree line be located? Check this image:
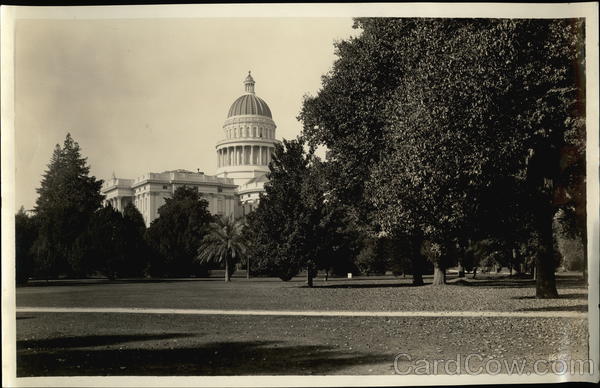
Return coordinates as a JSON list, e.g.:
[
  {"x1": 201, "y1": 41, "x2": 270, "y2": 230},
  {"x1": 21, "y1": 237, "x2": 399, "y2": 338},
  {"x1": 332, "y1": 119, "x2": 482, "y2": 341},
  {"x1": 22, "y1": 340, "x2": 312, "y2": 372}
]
[{"x1": 15, "y1": 134, "x2": 225, "y2": 283}]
